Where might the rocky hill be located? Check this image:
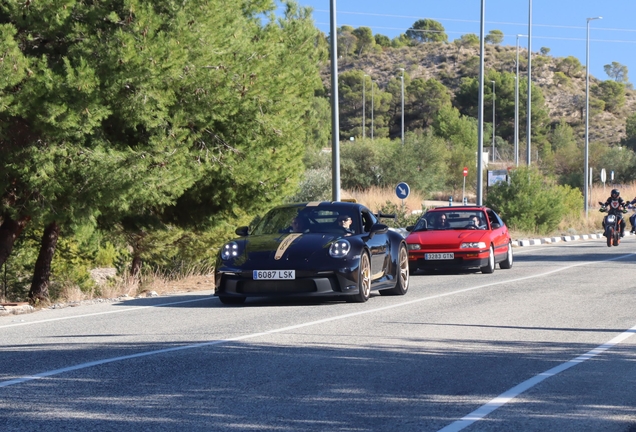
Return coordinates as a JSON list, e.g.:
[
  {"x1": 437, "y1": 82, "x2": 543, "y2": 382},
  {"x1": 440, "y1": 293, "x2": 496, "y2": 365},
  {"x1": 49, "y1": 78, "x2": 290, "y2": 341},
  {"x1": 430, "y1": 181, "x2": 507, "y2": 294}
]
[{"x1": 331, "y1": 42, "x2": 636, "y2": 145}]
